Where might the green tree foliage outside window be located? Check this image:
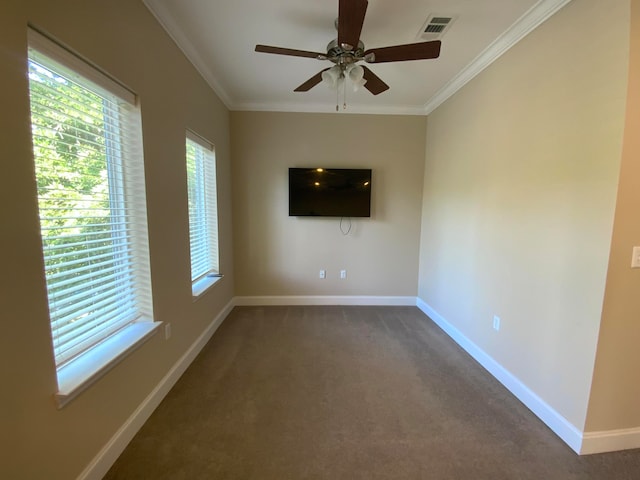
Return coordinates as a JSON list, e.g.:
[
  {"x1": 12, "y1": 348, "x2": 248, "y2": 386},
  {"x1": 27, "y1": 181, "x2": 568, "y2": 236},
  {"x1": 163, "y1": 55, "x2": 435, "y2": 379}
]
[{"x1": 29, "y1": 58, "x2": 136, "y2": 366}]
